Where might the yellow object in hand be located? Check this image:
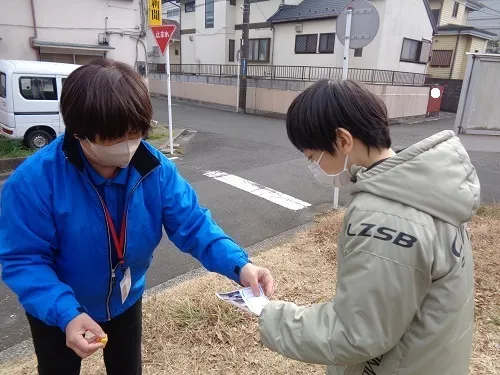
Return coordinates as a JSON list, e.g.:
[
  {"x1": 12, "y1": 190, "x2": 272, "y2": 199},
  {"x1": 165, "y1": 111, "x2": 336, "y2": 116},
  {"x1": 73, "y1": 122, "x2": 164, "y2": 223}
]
[{"x1": 99, "y1": 335, "x2": 108, "y2": 348}]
